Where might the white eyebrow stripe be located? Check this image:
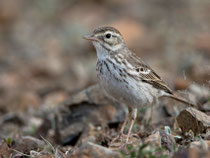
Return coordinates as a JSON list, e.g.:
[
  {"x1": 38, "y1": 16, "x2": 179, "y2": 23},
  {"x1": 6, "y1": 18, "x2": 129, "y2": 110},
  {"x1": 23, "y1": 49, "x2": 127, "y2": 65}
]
[{"x1": 104, "y1": 31, "x2": 120, "y2": 37}]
